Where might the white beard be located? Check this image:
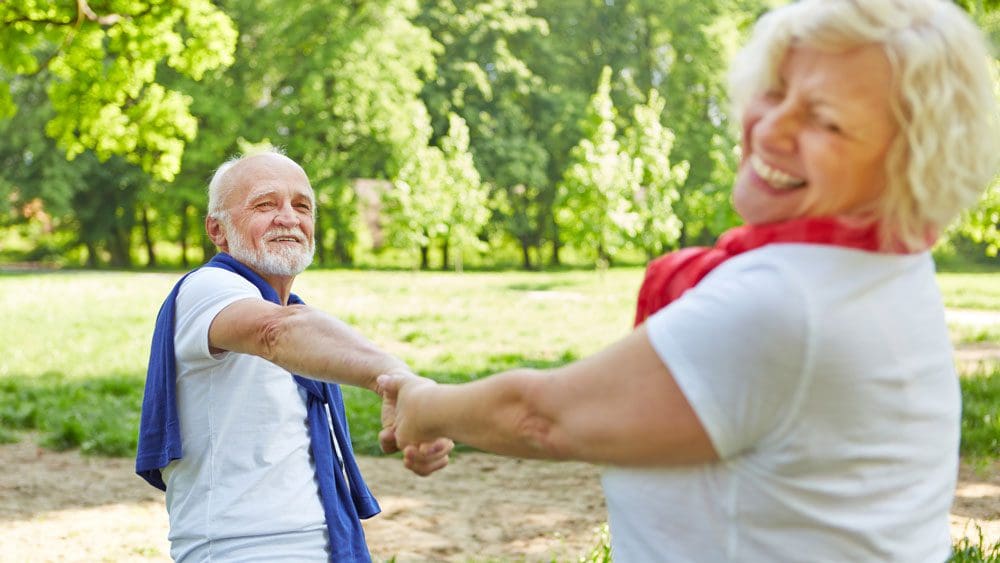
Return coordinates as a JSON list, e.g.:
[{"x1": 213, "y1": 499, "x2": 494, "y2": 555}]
[{"x1": 224, "y1": 221, "x2": 315, "y2": 277}]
